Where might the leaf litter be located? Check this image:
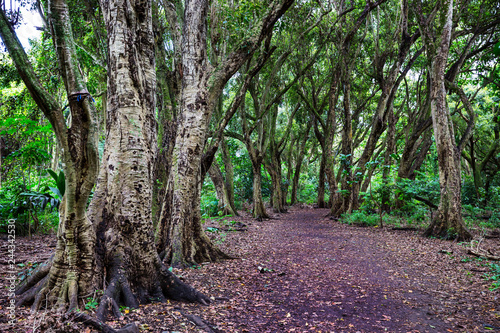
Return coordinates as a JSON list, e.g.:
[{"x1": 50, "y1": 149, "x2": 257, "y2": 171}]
[{"x1": 0, "y1": 207, "x2": 498, "y2": 332}]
